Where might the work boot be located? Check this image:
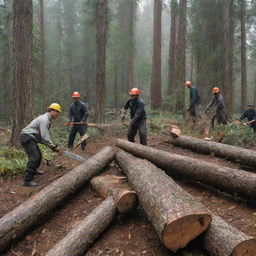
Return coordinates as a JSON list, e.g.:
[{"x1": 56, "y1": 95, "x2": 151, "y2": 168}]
[
  {"x1": 23, "y1": 181, "x2": 39, "y2": 187},
  {"x1": 34, "y1": 170, "x2": 44, "y2": 175}
]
